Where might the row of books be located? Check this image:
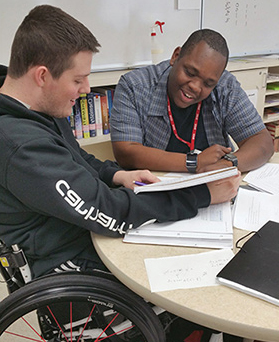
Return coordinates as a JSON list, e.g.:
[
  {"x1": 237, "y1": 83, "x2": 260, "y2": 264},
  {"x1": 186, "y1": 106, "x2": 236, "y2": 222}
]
[
  {"x1": 264, "y1": 106, "x2": 279, "y2": 121},
  {"x1": 69, "y1": 87, "x2": 114, "y2": 139}
]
